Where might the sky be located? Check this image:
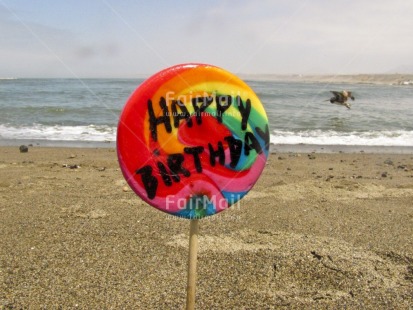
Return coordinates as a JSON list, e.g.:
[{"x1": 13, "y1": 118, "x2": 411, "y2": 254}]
[{"x1": 1, "y1": 0, "x2": 413, "y2": 78}]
